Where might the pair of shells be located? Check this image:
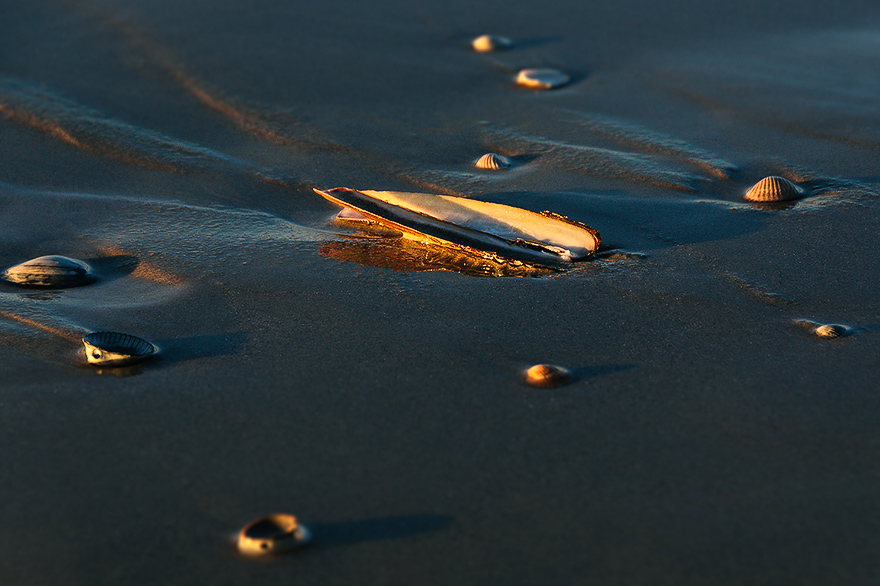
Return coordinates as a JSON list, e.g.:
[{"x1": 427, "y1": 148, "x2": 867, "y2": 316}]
[
  {"x1": 2, "y1": 255, "x2": 95, "y2": 288},
  {"x1": 744, "y1": 176, "x2": 803, "y2": 202},
  {"x1": 238, "y1": 514, "x2": 311, "y2": 556}
]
